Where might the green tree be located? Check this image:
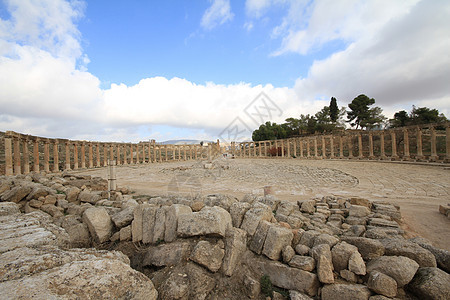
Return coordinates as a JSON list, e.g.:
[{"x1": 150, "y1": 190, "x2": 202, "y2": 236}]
[
  {"x1": 329, "y1": 97, "x2": 339, "y2": 122},
  {"x1": 390, "y1": 110, "x2": 409, "y2": 127},
  {"x1": 252, "y1": 121, "x2": 287, "y2": 141},
  {"x1": 410, "y1": 106, "x2": 447, "y2": 125},
  {"x1": 347, "y1": 94, "x2": 385, "y2": 129}
]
